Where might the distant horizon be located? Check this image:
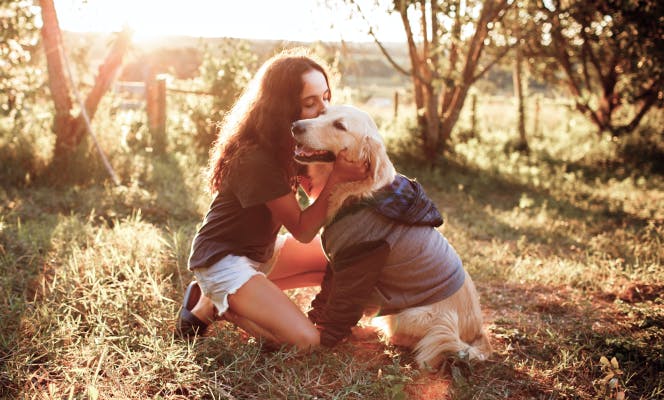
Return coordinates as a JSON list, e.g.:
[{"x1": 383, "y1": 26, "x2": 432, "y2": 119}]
[{"x1": 61, "y1": 29, "x2": 408, "y2": 46}]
